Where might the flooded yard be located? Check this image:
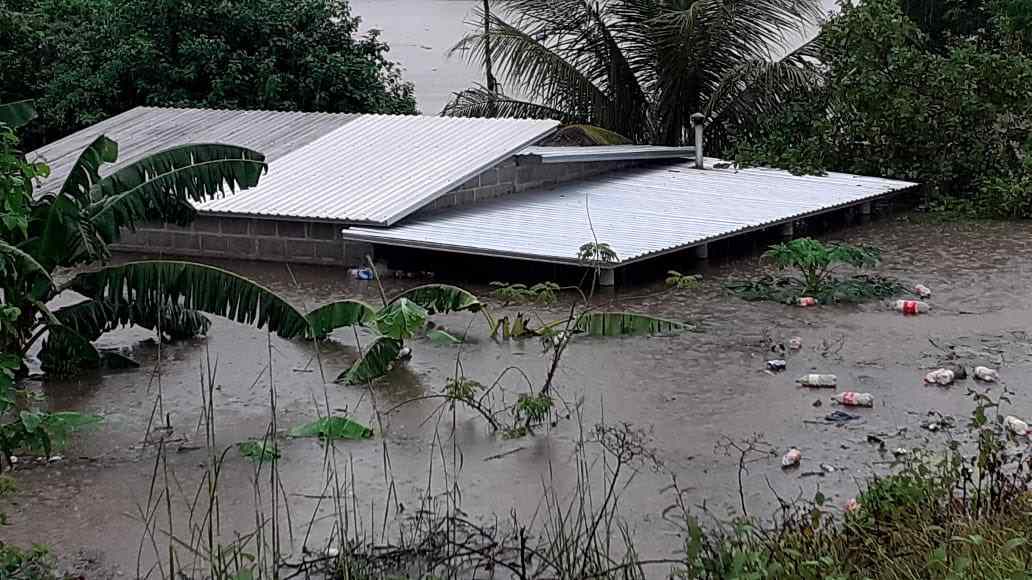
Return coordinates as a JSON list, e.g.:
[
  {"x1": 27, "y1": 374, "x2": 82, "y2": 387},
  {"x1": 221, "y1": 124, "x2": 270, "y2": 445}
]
[{"x1": 5, "y1": 215, "x2": 1032, "y2": 575}]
